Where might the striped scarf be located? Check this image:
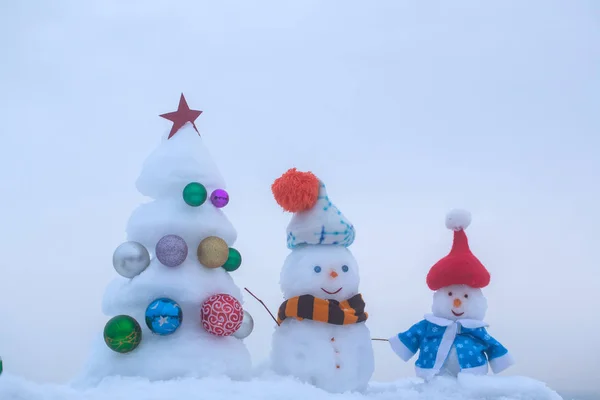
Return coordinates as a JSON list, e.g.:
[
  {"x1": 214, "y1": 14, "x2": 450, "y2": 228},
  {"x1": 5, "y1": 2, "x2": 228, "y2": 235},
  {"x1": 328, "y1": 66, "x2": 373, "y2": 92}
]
[{"x1": 277, "y1": 294, "x2": 368, "y2": 325}]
